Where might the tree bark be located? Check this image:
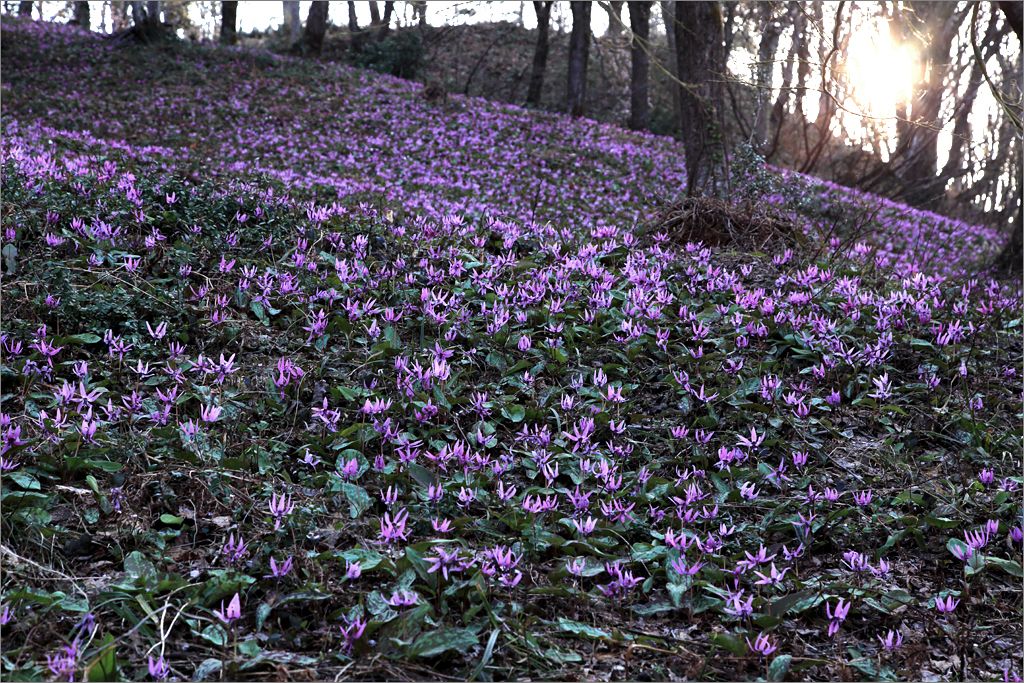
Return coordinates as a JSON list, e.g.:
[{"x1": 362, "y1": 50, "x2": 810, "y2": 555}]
[
  {"x1": 527, "y1": 1, "x2": 553, "y2": 106},
  {"x1": 283, "y1": 1, "x2": 302, "y2": 49},
  {"x1": 304, "y1": 0, "x2": 329, "y2": 55},
  {"x1": 997, "y1": 0, "x2": 1022, "y2": 39},
  {"x1": 661, "y1": 1, "x2": 682, "y2": 128},
  {"x1": 767, "y1": 1, "x2": 801, "y2": 158},
  {"x1": 18, "y1": 1, "x2": 31, "y2": 16},
  {"x1": 220, "y1": 1, "x2": 237, "y2": 44},
  {"x1": 606, "y1": 1, "x2": 624, "y2": 35},
  {"x1": 379, "y1": 1, "x2": 394, "y2": 37},
  {"x1": 897, "y1": 2, "x2": 963, "y2": 205},
  {"x1": 752, "y1": 2, "x2": 782, "y2": 153},
  {"x1": 73, "y1": 0, "x2": 90, "y2": 27},
  {"x1": 628, "y1": 1, "x2": 651, "y2": 130},
  {"x1": 368, "y1": 1, "x2": 380, "y2": 25},
  {"x1": 939, "y1": 12, "x2": 1003, "y2": 183},
  {"x1": 675, "y1": 1, "x2": 728, "y2": 195},
  {"x1": 347, "y1": 0, "x2": 358, "y2": 31},
  {"x1": 567, "y1": 0, "x2": 592, "y2": 117}
]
